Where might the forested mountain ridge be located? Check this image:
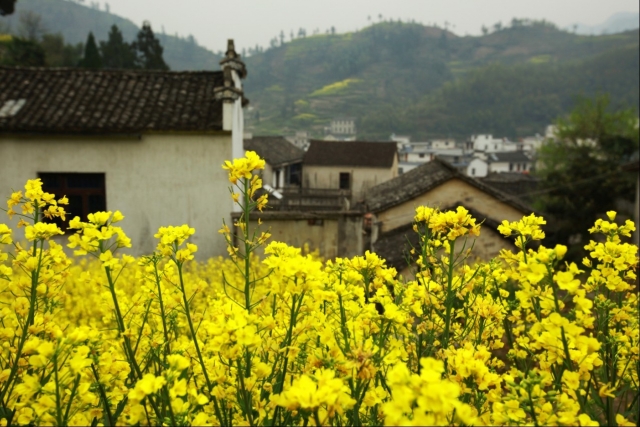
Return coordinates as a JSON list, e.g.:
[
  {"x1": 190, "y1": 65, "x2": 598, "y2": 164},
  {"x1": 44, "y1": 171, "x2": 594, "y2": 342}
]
[
  {"x1": 0, "y1": 0, "x2": 221, "y2": 70},
  {"x1": 243, "y1": 21, "x2": 639, "y2": 139}
]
